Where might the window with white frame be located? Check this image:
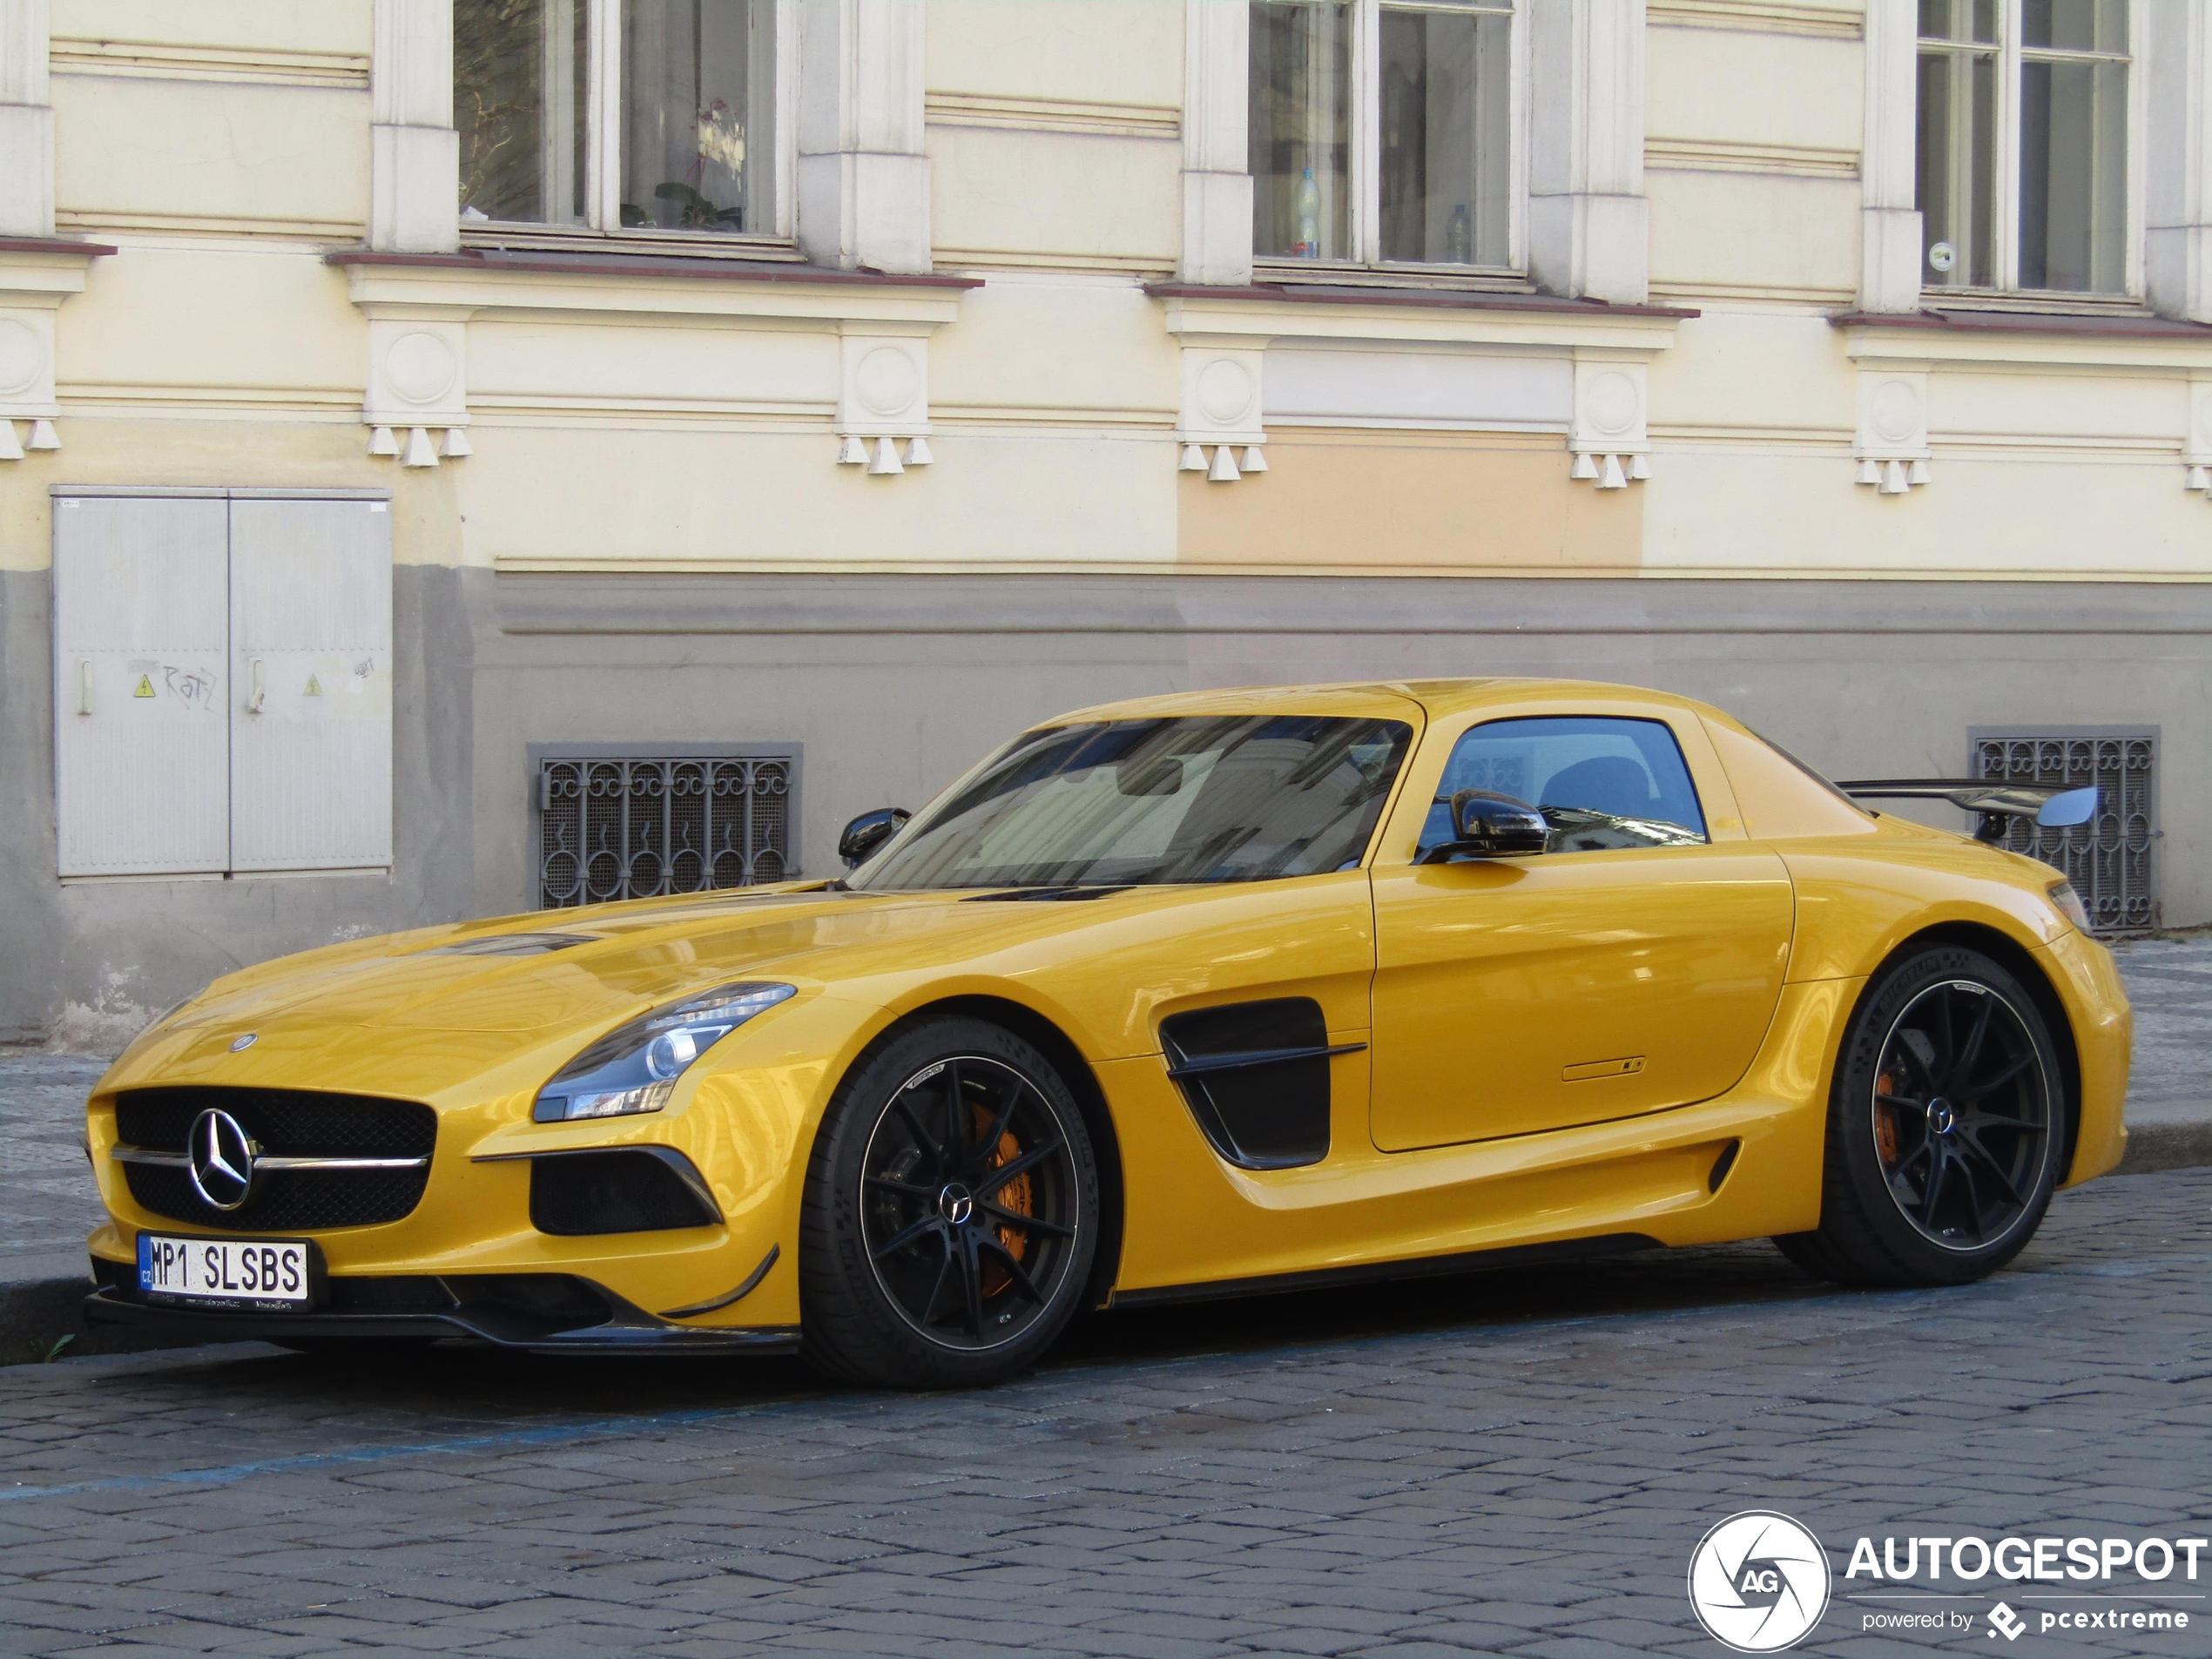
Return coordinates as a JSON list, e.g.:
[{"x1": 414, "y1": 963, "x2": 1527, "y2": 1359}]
[
  {"x1": 455, "y1": 0, "x2": 779, "y2": 240},
  {"x1": 1249, "y1": 0, "x2": 1519, "y2": 273},
  {"x1": 1916, "y1": 0, "x2": 2136, "y2": 296}
]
